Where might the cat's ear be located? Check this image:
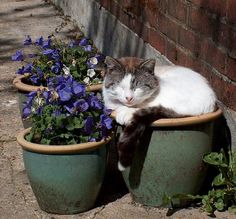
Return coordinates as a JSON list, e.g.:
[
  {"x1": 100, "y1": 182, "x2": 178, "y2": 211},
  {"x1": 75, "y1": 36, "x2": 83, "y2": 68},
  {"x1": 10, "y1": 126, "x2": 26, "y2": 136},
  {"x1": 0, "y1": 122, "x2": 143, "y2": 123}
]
[
  {"x1": 105, "y1": 56, "x2": 122, "y2": 69},
  {"x1": 139, "y1": 59, "x2": 156, "y2": 73}
]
